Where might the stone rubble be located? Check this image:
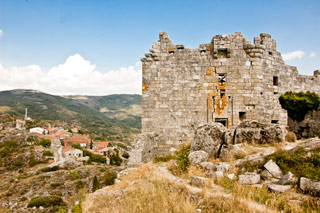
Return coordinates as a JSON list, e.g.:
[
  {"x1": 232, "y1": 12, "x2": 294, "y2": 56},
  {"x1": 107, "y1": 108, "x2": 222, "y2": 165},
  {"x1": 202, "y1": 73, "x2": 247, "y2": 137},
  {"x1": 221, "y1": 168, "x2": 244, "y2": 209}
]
[
  {"x1": 238, "y1": 172, "x2": 261, "y2": 185},
  {"x1": 264, "y1": 159, "x2": 283, "y2": 179}
]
